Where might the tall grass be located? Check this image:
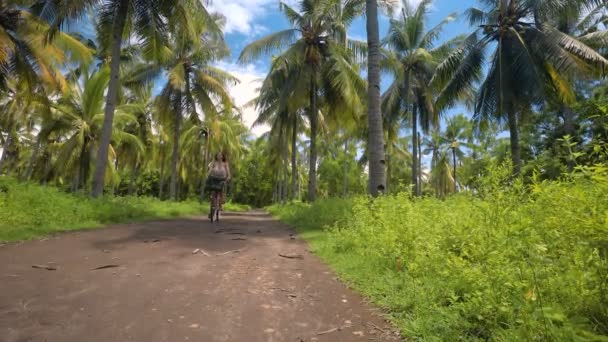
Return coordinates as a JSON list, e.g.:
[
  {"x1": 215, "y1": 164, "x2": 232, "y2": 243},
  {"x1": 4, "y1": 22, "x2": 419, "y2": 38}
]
[
  {"x1": 269, "y1": 164, "x2": 608, "y2": 341},
  {"x1": 0, "y1": 177, "x2": 249, "y2": 241}
]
